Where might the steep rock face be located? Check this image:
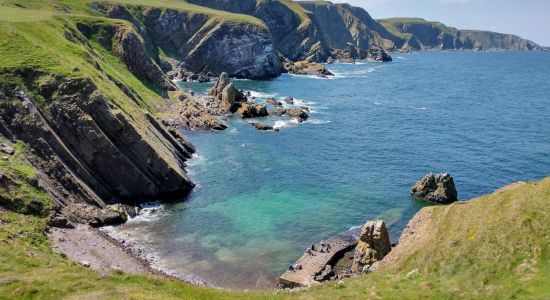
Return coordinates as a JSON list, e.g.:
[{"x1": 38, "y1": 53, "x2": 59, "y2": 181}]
[
  {"x1": 0, "y1": 74, "x2": 194, "y2": 224},
  {"x1": 93, "y1": 3, "x2": 283, "y2": 79},
  {"x1": 145, "y1": 8, "x2": 282, "y2": 79},
  {"x1": 459, "y1": 30, "x2": 541, "y2": 51},
  {"x1": 379, "y1": 18, "x2": 541, "y2": 51},
  {"x1": 189, "y1": 0, "x2": 395, "y2": 61},
  {"x1": 187, "y1": 0, "x2": 332, "y2": 61},
  {"x1": 352, "y1": 220, "x2": 392, "y2": 273},
  {"x1": 298, "y1": 2, "x2": 398, "y2": 51}
]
